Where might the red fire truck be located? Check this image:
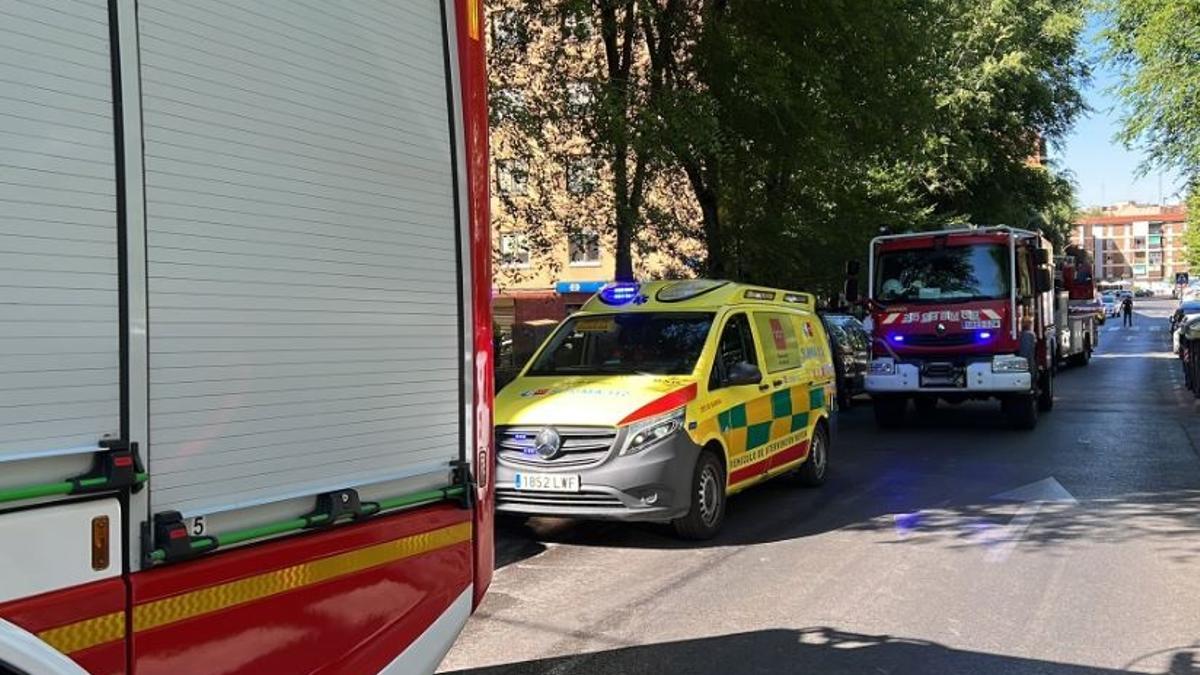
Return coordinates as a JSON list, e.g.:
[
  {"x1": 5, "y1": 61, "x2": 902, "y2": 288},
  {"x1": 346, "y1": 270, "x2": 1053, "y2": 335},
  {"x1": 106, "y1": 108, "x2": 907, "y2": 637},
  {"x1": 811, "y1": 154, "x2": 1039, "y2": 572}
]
[
  {"x1": 863, "y1": 226, "x2": 1094, "y2": 430},
  {"x1": 0, "y1": 1, "x2": 493, "y2": 673}
]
